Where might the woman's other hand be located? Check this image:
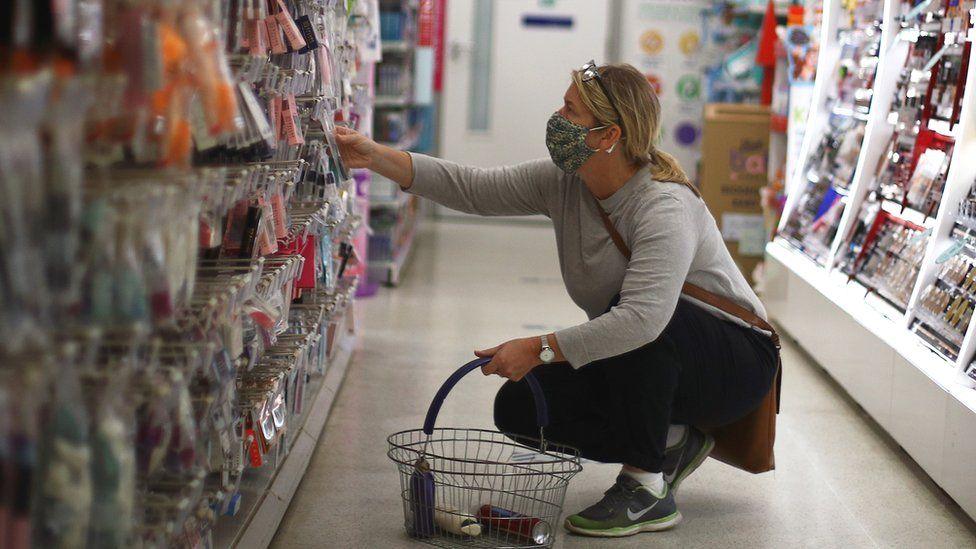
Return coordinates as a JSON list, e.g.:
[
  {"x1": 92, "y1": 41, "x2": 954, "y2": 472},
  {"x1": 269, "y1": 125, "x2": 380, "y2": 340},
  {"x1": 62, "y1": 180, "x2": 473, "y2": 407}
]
[
  {"x1": 475, "y1": 338, "x2": 541, "y2": 382},
  {"x1": 333, "y1": 126, "x2": 376, "y2": 169}
]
